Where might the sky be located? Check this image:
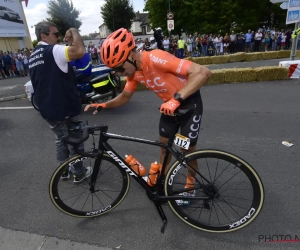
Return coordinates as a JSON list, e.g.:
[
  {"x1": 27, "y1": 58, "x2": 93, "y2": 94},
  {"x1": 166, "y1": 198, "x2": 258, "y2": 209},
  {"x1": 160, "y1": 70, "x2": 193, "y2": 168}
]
[{"x1": 21, "y1": 0, "x2": 146, "y2": 40}]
